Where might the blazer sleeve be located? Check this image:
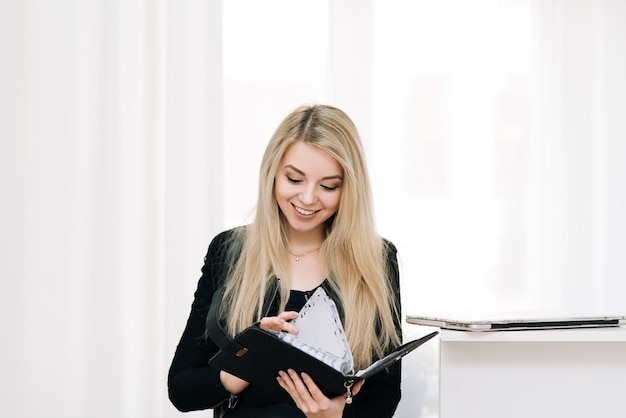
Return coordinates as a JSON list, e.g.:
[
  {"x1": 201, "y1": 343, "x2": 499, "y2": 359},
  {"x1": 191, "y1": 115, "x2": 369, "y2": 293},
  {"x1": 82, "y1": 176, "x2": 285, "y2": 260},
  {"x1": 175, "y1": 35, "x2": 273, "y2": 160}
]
[
  {"x1": 167, "y1": 230, "x2": 235, "y2": 412},
  {"x1": 343, "y1": 240, "x2": 403, "y2": 418}
]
